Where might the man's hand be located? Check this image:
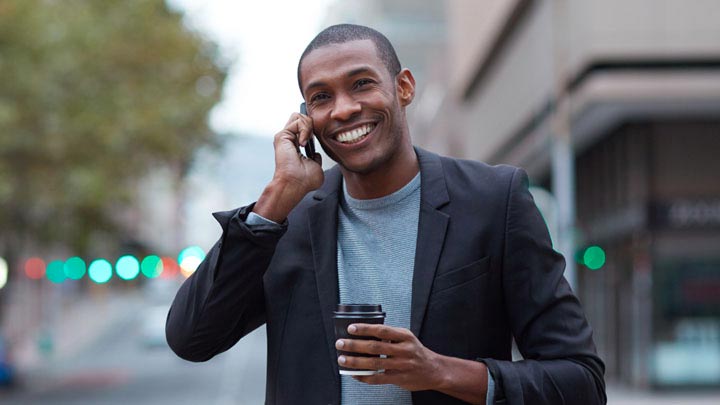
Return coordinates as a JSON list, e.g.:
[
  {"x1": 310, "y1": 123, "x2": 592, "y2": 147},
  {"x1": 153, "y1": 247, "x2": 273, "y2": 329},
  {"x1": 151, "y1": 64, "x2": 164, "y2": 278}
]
[
  {"x1": 337, "y1": 324, "x2": 489, "y2": 404},
  {"x1": 254, "y1": 112, "x2": 323, "y2": 223}
]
